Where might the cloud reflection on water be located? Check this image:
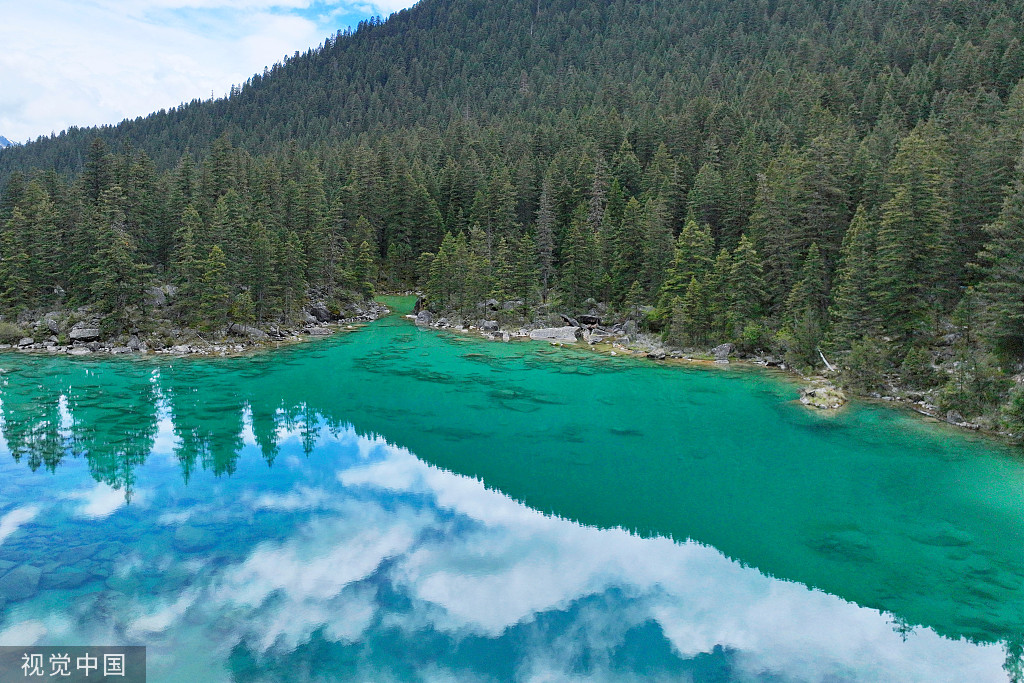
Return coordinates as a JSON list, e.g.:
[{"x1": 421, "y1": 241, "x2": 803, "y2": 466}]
[{"x1": 0, "y1": 421, "x2": 1008, "y2": 682}]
